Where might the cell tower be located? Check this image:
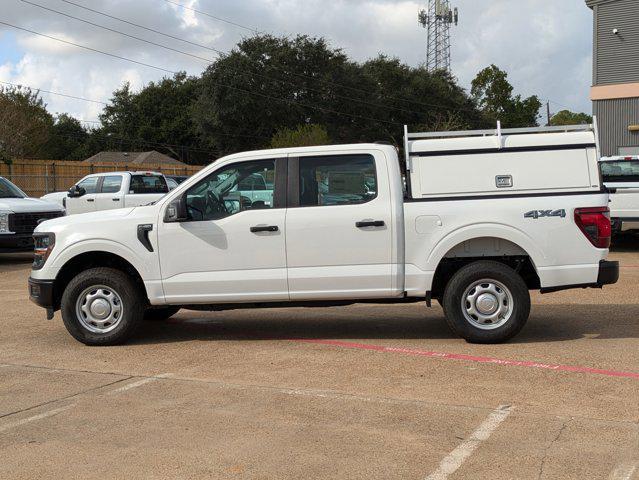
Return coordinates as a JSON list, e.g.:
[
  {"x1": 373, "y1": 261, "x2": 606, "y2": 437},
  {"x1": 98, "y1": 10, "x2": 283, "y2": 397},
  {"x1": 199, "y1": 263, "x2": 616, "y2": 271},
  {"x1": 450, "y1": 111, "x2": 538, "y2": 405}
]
[{"x1": 418, "y1": 0, "x2": 459, "y2": 72}]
